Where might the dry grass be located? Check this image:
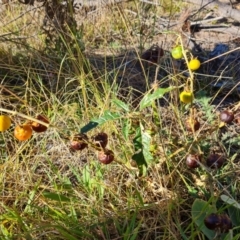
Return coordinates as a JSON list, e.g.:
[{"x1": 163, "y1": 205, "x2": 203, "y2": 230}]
[{"x1": 0, "y1": 0, "x2": 240, "y2": 239}]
